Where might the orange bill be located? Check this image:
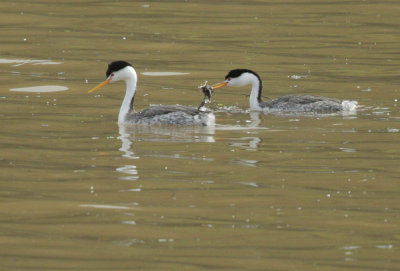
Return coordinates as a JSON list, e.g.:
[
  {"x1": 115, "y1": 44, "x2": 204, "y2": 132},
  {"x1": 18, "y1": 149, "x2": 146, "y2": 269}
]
[
  {"x1": 212, "y1": 82, "x2": 228, "y2": 89},
  {"x1": 88, "y1": 78, "x2": 112, "y2": 93}
]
